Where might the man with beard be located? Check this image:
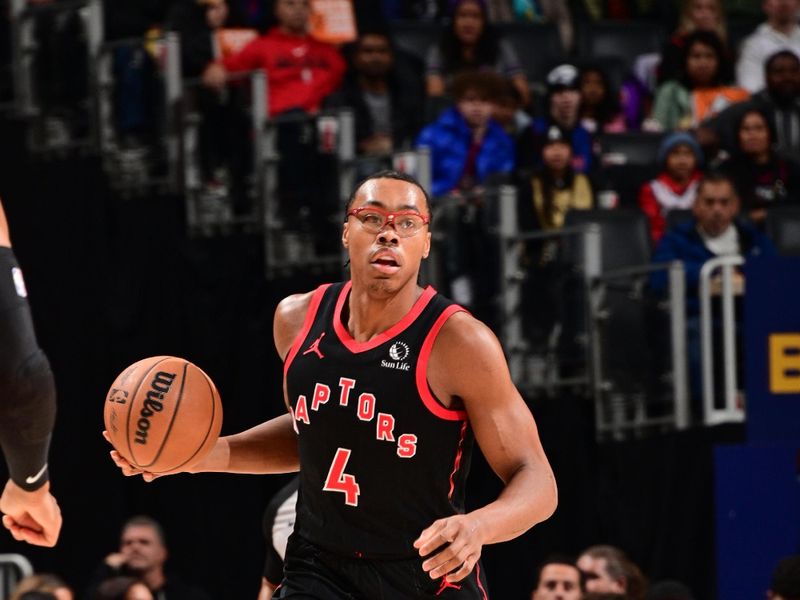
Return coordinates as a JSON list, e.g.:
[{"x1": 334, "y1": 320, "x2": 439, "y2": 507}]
[
  {"x1": 324, "y1": 27, "x2": 424, "y2": 159},
  {"x1": 702, "y1": 50, "x2": 800, "y2": 158},
  {"x1": 83, "y1": 516, "x2": 212, "y2": 600}
]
